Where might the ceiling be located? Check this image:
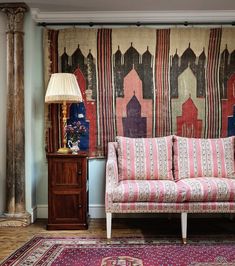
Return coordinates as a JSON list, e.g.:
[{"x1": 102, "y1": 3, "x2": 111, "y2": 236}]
[
  {"x1": 2, "y1": 0, "x2": 235, "y2": 12},
  {"x1": 1, "y1": 0, "x2": 235, "y2": 24}
]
